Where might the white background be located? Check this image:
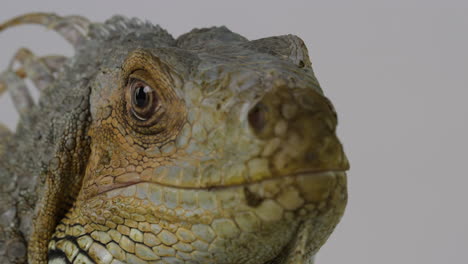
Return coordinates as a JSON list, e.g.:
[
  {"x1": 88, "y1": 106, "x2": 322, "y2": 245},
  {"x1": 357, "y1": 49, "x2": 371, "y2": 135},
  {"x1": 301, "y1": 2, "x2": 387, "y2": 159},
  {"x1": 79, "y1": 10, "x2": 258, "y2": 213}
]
[{"x1": 1, "y1": 1, "x2": 467, "y2": 263}]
